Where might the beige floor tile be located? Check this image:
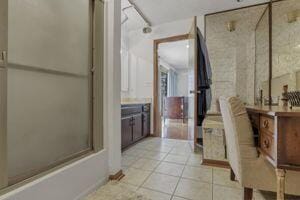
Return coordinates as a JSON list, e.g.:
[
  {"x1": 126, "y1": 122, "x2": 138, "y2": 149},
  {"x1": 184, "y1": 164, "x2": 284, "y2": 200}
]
[
  {"x1": 213, "y1": 167, "x2": 242, "y2": 189},
  {"x1": 170, "y1": 147, "x2": 192, "y2": 156},
  {"x1": 144, "y1": 151, "x2": 168, "y2": 161},
  {"x1": 186, "y1": 158, "x2": 202, "y2": 167},
  {"x1": 123, "y1": 148, "x2": 148, "y2": 158},
  {"x1": 172, "y1": 197, "x2": 188, "y2": 200},
  {"x1": 186, "y1": 153, "x2": 202, "y2": 167},
  {"x1": 164, "y1": 154, "x2": 189, "y2": 165},
  {"x1": 134, "y1": 142, "x2": 151, "y2": 149},
  {"x1": 131, "y1": 158, "x2": 160, "y2": 171},
  {"x1": 175, "y1": 178, "x2": 212, "y2": 200},
  {"x1": 182, "y1": 165, "x2": 213, "y2": 183},
  {"x1": 162, "y1": 140, "x2": 178, "y2": 147},
  {"x1": 142, "y1": 173, "x2": 180, "y2": 194},
  {"x1": 186, "y1": 157, "x2": 202, "y2": 167},
  {"x1": 155, "y1": 162, "x2": 185, "y2": 177},
  {"x1": 122, "y1": 168, "x2": 151, "y2": 186},
  {"x1": 122, "y1": 155, "x2": 138, "y2": 167},
  {"x1": 213, "y1": 185, "x2": 243, "y2": 200},
  {"x1": 151, "y1": 145, "x2": 173, "y2": 153},
  {"x1": 137, "y1": 188, "x2": 172, "y2": 200},
  {"x1": 86, "y1": 181, "x2": 138, "y2": 200}
]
